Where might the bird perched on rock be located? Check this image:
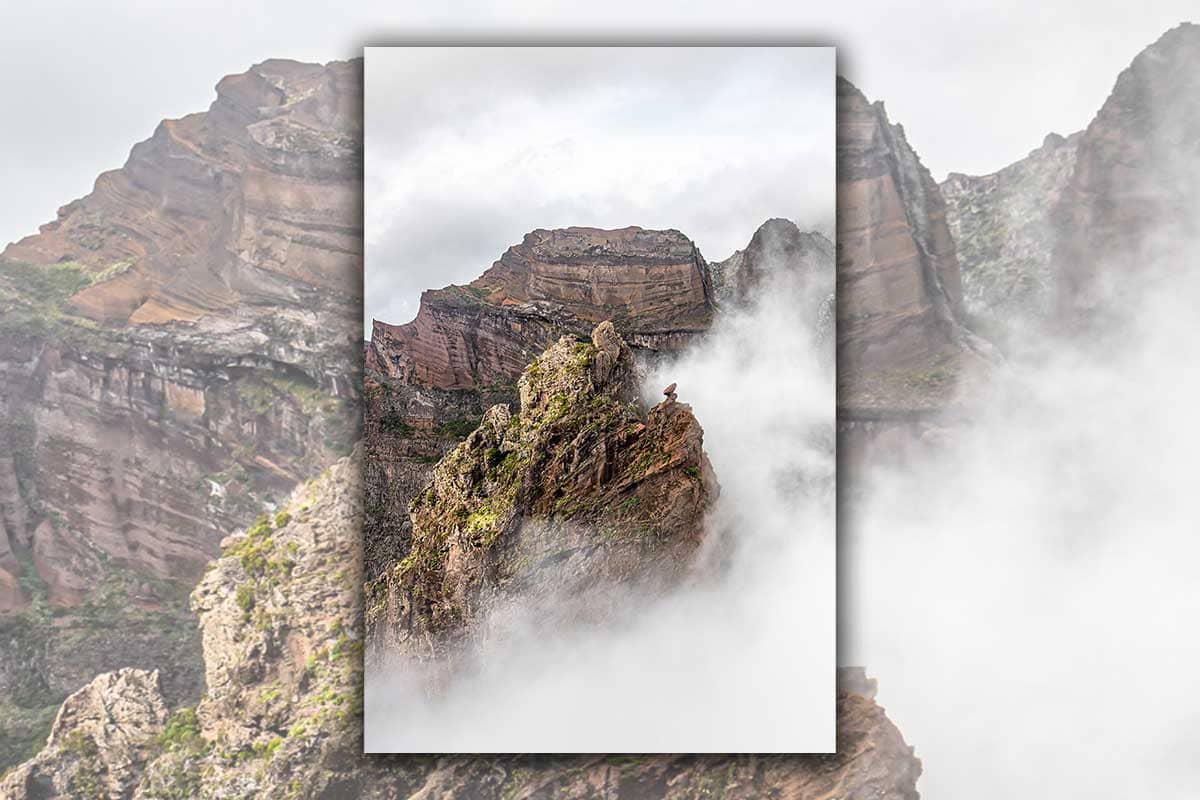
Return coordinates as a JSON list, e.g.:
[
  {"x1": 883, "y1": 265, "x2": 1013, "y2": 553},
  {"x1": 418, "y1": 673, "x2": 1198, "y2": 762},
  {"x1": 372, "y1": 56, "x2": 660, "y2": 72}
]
[{"x1": 663, "y1": 382, "x2": 677, "y2": 396}]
